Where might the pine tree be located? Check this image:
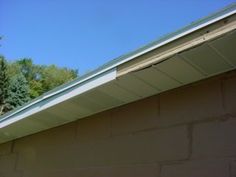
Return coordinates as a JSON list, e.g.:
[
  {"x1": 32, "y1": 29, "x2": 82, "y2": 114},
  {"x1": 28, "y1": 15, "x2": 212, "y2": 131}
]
[
  {"x1": 0, "y1": 56, "x2": 9, "y2": 115},
  {"x1": 0, "y1": 56, "x2": 78, "y2": 115},
  {"x1": 5, "y1": 73, "x2": 30, "y2": 111}
]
